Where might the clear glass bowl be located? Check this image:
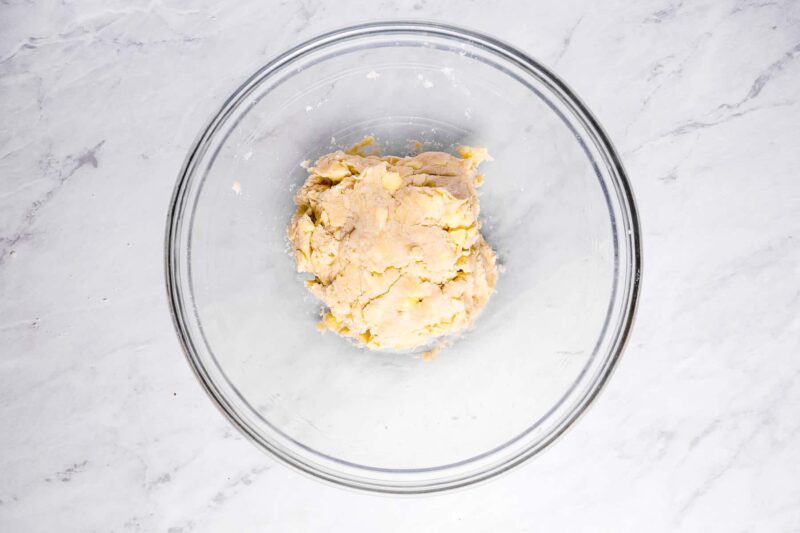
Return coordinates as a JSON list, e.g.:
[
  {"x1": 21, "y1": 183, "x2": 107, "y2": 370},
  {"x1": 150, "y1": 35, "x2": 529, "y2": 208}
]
[{"x1": 165, "y1": 22, "x2": 641, "y2": 493}]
